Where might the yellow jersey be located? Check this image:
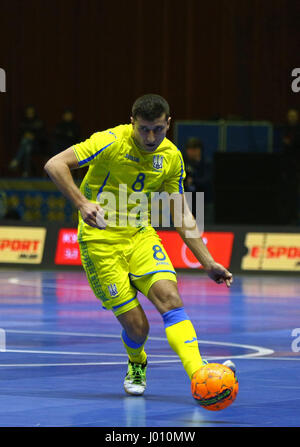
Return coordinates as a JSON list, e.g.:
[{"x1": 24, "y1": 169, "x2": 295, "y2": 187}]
[{"x1": 72, "y1": 124, "x2": 186, "y2": 241}]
